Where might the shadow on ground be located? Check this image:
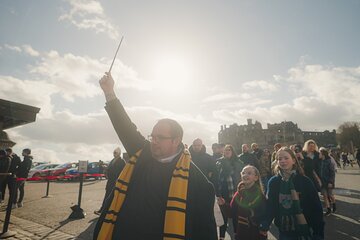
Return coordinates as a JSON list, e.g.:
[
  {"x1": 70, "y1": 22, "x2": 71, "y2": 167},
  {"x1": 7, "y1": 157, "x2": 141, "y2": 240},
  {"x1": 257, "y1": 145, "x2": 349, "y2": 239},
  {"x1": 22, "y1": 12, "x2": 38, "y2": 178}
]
[{"x1": 76, "y1": 217, "x2": 98, "y2": 240}]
